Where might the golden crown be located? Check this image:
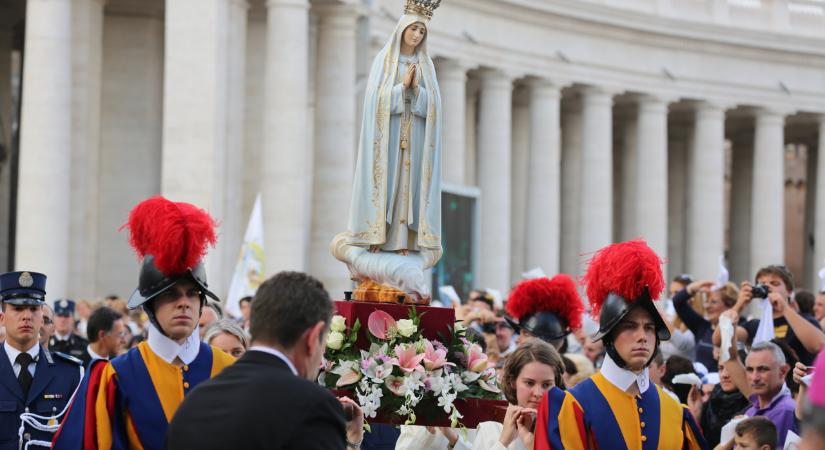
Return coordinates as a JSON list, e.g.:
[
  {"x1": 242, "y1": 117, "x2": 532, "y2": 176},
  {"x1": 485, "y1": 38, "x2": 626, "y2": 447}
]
[{"x1": 404, "y1": 0, "x2": 442, "y2": 20}]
